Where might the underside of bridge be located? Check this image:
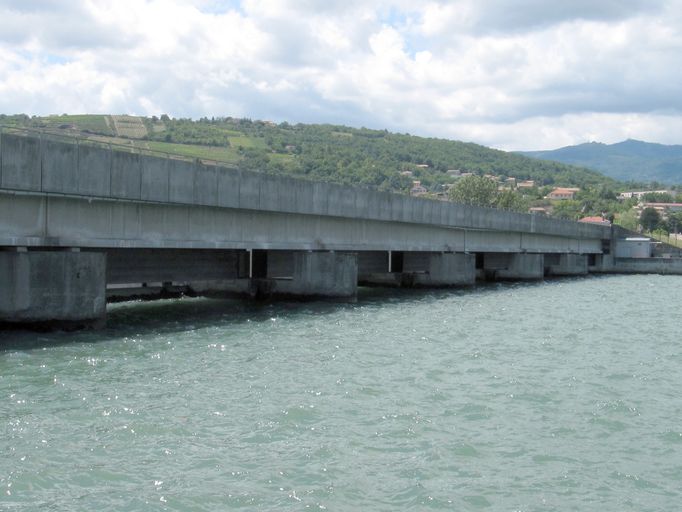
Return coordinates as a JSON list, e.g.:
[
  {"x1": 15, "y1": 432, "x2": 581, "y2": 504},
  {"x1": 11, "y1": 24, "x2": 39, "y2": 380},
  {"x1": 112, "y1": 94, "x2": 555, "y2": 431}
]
[{"x1": 1, "y1": 246, "x2": 604, "y2": 329}]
